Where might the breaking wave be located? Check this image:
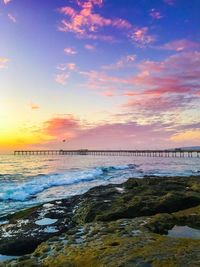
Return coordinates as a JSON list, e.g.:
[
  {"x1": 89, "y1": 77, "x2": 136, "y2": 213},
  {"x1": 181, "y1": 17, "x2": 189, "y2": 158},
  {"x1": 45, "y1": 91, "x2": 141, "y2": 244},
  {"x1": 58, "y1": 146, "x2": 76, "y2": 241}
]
[{"x1": 0, "y1": 164, "x2": 136, "y2": 202}]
